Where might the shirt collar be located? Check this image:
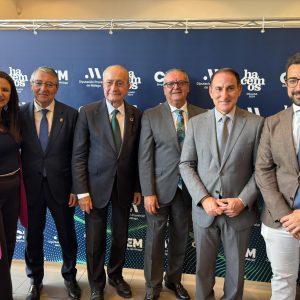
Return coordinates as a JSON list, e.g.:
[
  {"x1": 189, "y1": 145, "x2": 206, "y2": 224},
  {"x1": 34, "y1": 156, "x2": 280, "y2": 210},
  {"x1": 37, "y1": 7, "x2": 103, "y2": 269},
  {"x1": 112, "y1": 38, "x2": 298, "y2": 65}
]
[
  {"x1": 34, "y1": 99, "x2": 55, "y2": 112},
  {"x1": 168, "y1": 102, "x2": 188, "y2": 114},
  {"x1": 214, "y1": 106, "x2": 236, "y2": 122},
  {"x1": 293, "y1": 103, "x2": 300, "y2": 114},
  {"x1": 106, "y1": 99, "x2": 125, "y2": 116}
]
